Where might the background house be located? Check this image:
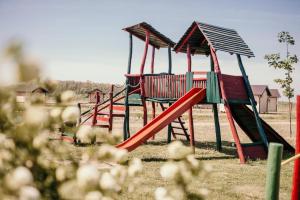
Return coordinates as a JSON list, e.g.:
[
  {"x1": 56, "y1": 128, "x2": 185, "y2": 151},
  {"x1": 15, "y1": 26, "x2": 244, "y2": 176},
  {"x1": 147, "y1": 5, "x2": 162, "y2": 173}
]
[
  {"x1": 16, "y1": 84, "x2": 48, "y2": 103},
  {"x1": 87, "y1": 89, "x2": 105, "y2": 103},
  {"x1": 268, "y1": 89, "x2": 281, "y2": 112},
  {"x1": 251, "y1": 85, "x2": 271, "y2": 113}
]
